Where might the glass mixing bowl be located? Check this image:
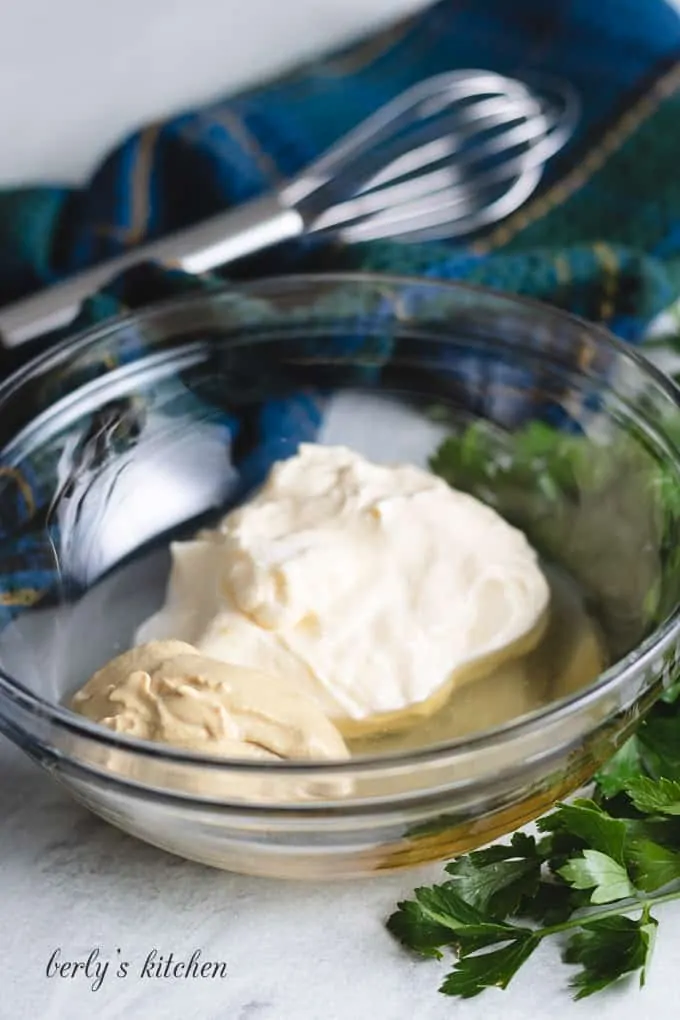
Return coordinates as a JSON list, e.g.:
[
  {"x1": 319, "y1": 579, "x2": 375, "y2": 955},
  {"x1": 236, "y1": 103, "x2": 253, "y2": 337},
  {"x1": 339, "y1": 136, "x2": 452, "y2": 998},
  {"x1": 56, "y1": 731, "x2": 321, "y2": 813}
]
[{"x1": 0, "y1": 273, "x2": 679, "y2": 880}]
